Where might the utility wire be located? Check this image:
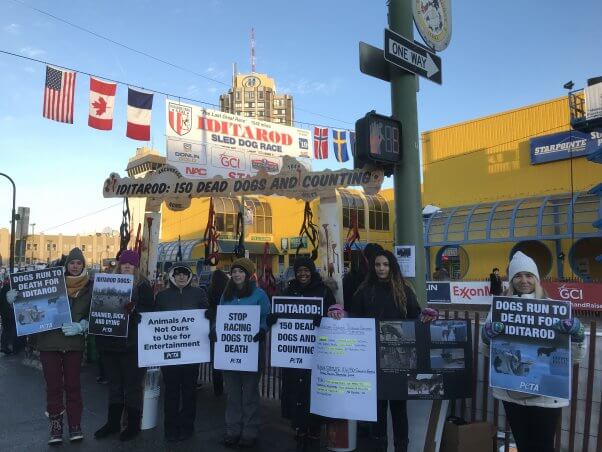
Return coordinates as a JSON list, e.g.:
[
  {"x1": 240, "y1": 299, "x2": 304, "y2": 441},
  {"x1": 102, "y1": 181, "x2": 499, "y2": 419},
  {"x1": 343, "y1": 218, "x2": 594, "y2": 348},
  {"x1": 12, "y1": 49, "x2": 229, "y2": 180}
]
[{"x1": 38, "y1": 202, "x2": 122, "y2": 234}]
